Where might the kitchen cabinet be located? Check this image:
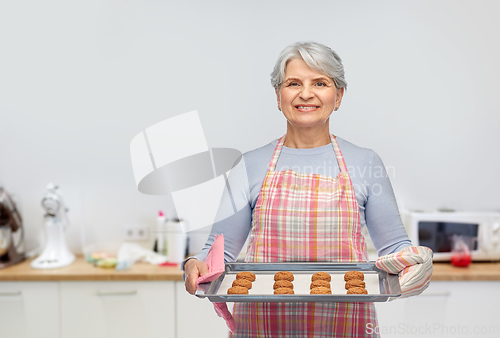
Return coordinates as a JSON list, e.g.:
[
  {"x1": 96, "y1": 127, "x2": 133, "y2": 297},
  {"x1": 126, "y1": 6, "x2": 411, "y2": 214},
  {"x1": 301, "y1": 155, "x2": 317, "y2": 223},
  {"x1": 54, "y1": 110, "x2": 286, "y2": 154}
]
[
  {"x1": 3, "y1": 260, "x2": 500, "y2": 338},
  {"x1": 60, "y1": 281, "x2": 176, "y2": 338},
  {"x1": 375, "y1": 281, "x2": 500, "y2": 338},
  {"x1": 175, "y1": 281, "x2": 230, "y2": 338},
  {"x1": 60, "y1": 281, "x2": 230, "y2": 338},
  {"x1": 0, "y1": 282, "x2": 59, "y2": 338}
]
